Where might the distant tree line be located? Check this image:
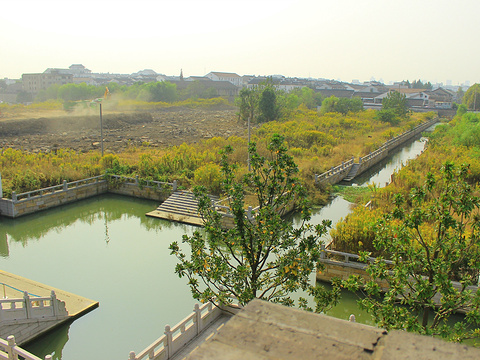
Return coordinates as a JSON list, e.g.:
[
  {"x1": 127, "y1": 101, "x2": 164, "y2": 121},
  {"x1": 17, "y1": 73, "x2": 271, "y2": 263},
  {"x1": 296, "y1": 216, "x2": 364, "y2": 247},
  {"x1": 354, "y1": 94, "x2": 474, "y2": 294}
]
[
  {"x1": 402, "y1": 79, "x2": 433, "y2": 90},
  {"x1": 32, "y1": 80, "x2": 227, "y2": 103}
]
